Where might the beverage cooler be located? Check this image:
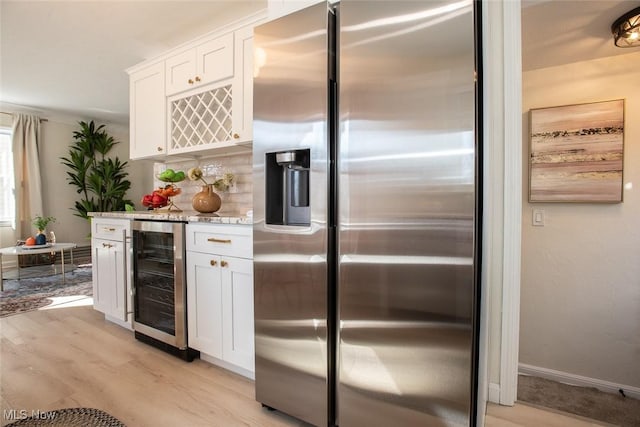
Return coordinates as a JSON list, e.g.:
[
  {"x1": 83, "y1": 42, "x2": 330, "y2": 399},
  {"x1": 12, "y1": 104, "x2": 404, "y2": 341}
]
[{"x1": 131, "y1": 220, "x2": 198, "y2": 361}]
